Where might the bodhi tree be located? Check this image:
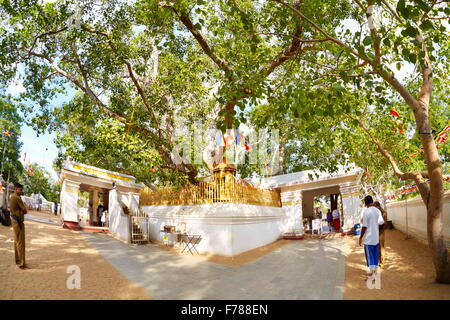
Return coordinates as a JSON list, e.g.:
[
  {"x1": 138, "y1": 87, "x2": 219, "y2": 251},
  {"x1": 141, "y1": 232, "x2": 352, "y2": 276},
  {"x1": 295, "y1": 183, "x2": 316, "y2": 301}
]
[
  {"x1": 159, "y1": 0, "x2": 450, "y2": 282},
  {"x1": 261, "y1": 0, "x2": 449, "y2": 282},
  {"x1": 1, "y1": 0, "x2": 449, "y2": 282},
  {"x1": 0, "y1": 0, "x2": 346, "y2": 182},
  {"x1": 0, "y1": 0, "x2": 220, "y2": 184}
]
